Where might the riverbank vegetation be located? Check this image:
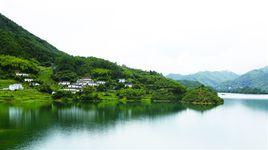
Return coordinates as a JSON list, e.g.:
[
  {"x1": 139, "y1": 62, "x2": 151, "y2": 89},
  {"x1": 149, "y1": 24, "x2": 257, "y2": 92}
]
[{"x1": 0, "y1": 88, "x2": 52, "y2": 108}]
